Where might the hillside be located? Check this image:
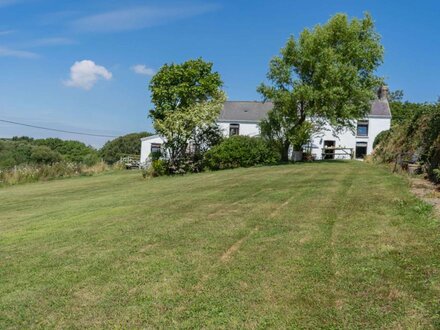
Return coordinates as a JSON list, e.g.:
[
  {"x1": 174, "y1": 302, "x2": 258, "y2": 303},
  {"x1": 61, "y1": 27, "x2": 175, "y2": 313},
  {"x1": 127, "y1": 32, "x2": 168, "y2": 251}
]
[{"x1": 0, "y1": 162, "x2": 439, "y2": 328}]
